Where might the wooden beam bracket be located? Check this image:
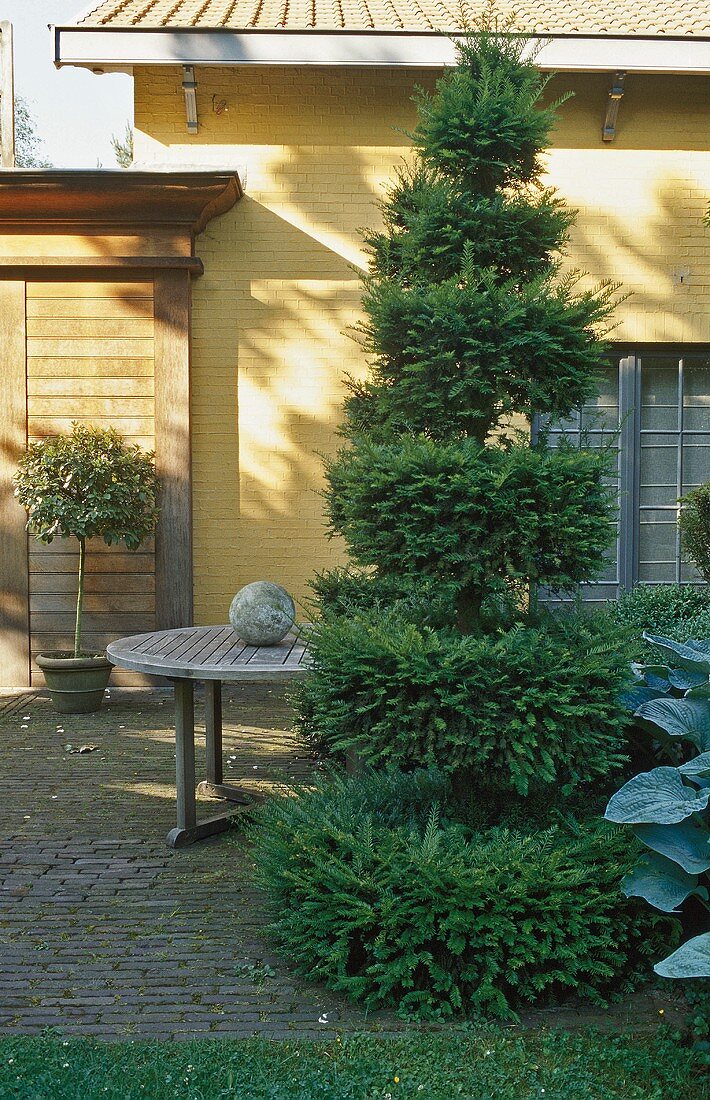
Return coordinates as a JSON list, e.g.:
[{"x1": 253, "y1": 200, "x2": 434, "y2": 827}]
[{"x1": 182, "y1": 65, "x2": 199, "y2": 134}]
